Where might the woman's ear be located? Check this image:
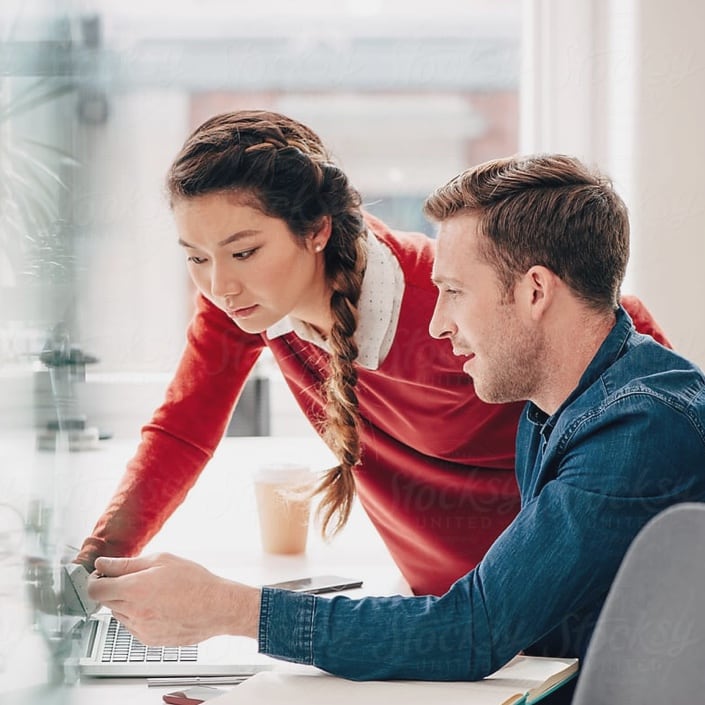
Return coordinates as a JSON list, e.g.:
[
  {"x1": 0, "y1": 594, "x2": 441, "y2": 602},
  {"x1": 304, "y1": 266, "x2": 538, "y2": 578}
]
[{"x1": 308, "y1": 215, "x2": 333, "y2": 253}]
